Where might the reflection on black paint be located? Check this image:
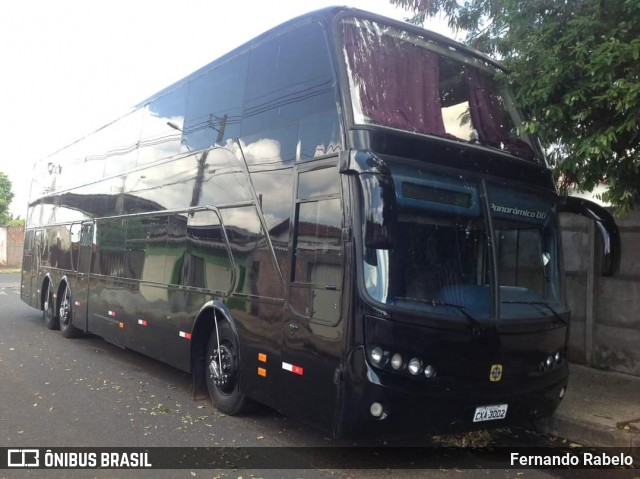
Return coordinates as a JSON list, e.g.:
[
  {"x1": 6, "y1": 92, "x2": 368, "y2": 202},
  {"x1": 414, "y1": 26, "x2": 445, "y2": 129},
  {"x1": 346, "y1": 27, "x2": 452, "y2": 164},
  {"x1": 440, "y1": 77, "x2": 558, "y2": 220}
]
[
  {"x1": 183, "y1": 56, "x2": 249, "y2": 151},
  {"x1": 186, "y1": 210, "x2": 233, "y2": 292},
  {"x1": 220, "y1": 206, "x2": 283, "y2": 300},
  {"x1": 139, "y1": 87, "x2": 188, "y2": 166},
  {"x1": 28, "y1": 20, "x2": 341, "y2": 223},
  {"x1": 94, "y1": 218, "x2": 127, "y2": 276},
  {"x1": 292, "y1": 198, "x2": 343, "y2": 324},
  {"x1": 198, "y1": 148, "x2": 251, "y2": 206},
  {"x1": 298, "y1": 167, "x2": 340, "y2": 199},
  {"x1": 241, "y1": 22, "x2": 340, "y2": 163},
  {"x1": 294, "y1": 199, "x2": 342, "y2": 284}
]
